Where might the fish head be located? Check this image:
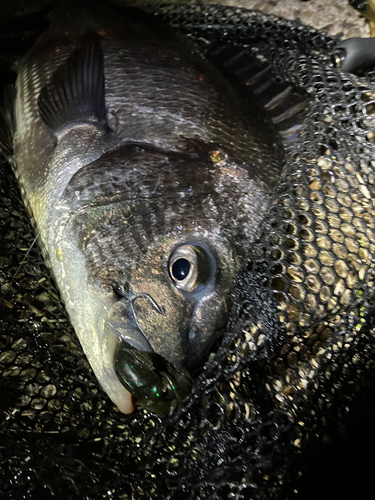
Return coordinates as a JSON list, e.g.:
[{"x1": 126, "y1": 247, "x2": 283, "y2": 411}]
[{"x1": 60, "y1": 145, "x2": 273, "y2": 411}]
